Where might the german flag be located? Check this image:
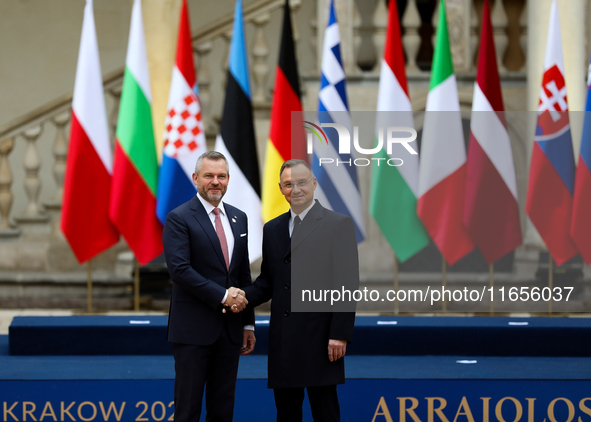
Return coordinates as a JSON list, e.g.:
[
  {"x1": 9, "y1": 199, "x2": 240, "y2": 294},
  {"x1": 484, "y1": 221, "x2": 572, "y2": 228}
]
[{"x1": 261, "y1": 0, "x2": 307, "y2": 222}]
